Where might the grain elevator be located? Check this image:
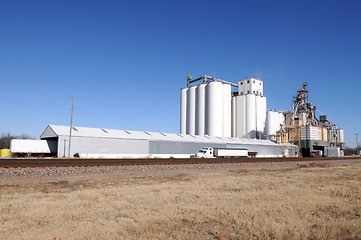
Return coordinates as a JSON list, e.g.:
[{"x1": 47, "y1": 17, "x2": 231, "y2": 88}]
[
  {"x1": 180, "y1": 75, "x2": 267, "y2": 139},
  {"x1": 265, "y1": 82, "x2": 345, "y2": 157},
  {"x1": 180, "y1": 75, "x2": 345, "y2": 157}
]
